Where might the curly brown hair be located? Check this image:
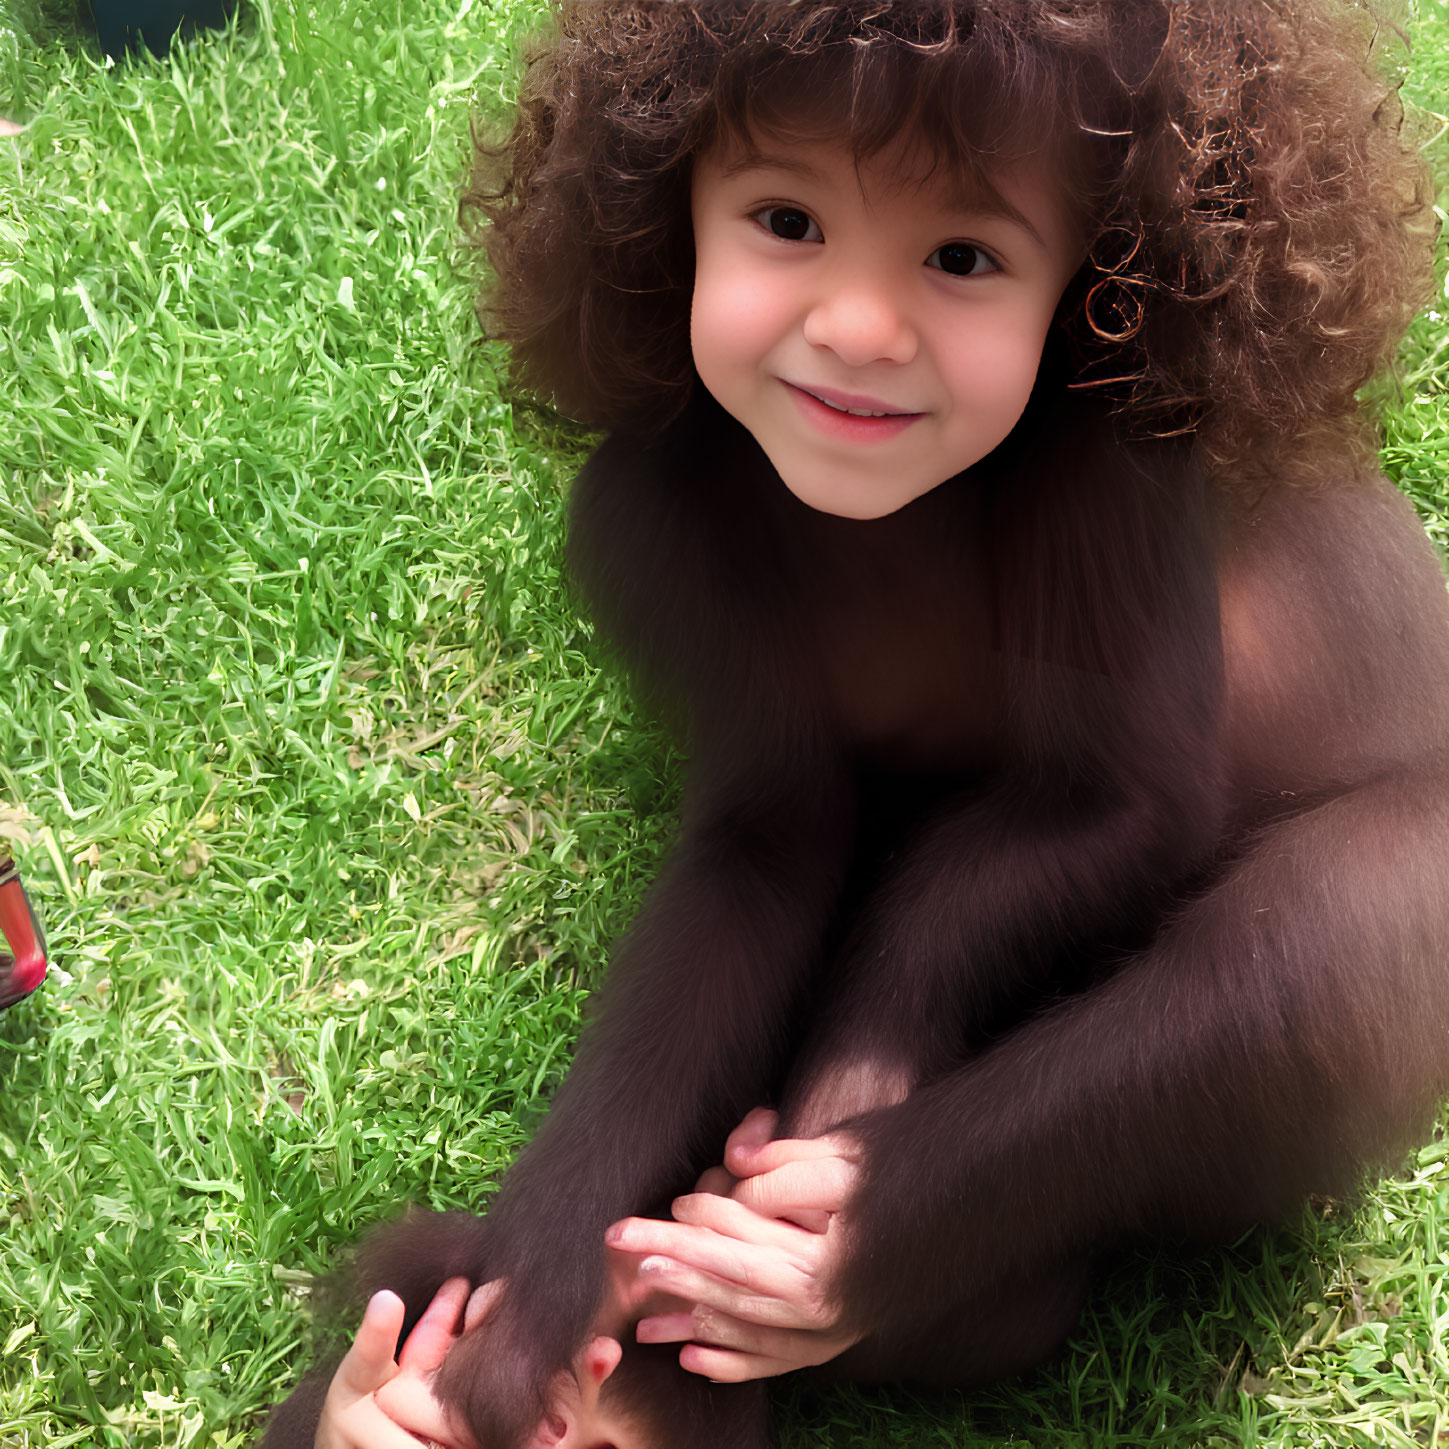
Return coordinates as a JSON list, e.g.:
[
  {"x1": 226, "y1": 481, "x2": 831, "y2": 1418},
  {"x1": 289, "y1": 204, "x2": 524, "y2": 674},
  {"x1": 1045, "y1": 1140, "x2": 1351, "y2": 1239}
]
[{"x1": 462, "y1": 0, "x2": 1435, "y2": 487}]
